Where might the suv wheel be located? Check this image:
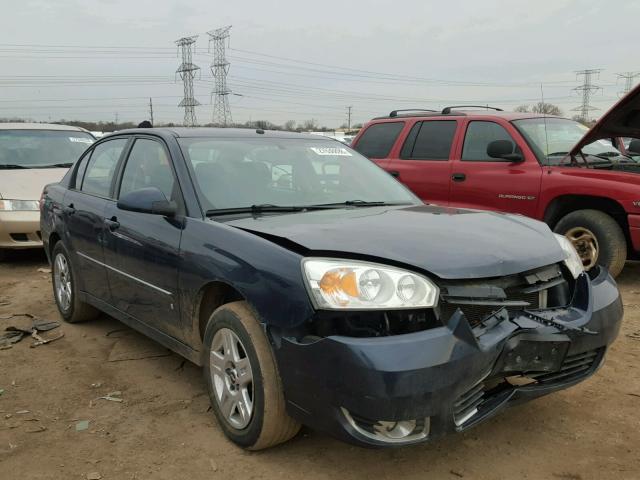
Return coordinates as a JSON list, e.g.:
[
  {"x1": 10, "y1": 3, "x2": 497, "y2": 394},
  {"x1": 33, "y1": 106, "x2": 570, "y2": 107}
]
[
  {"x1": 554, "y1": 209, "x2": 627, "y2": 277},
  {"x1": 51, "y1": 242, "x2": 100, "y2": 323},
  {"x1": 203, "y1": 301, "x2": 300, "y2": 450}
]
